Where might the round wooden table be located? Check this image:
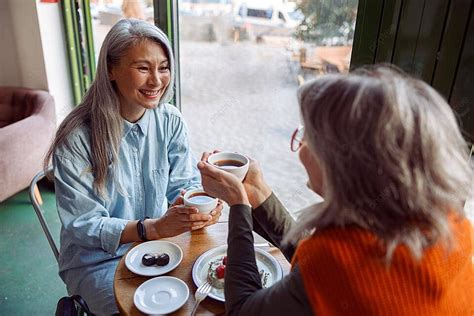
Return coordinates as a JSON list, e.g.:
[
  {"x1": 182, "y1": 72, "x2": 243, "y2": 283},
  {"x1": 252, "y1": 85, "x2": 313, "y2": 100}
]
[{"x1": 114, "y1": 222, "x2": 291, "y2": 315}]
